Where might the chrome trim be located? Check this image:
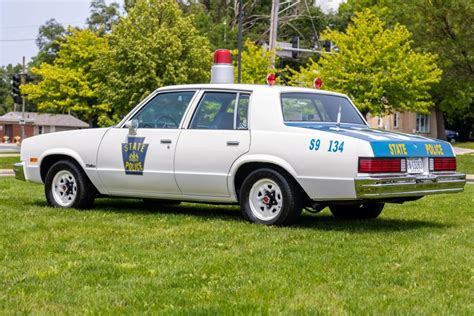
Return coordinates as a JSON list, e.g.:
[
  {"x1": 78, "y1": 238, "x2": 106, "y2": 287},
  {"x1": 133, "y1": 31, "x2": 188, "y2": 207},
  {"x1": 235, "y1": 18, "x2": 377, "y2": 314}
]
[
  {"x1": 14, "y1": 162, "x2": 25, "y2": 181},
  {"x1": 355, "y1": 173, "x2": 466, "y2": 199}
]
